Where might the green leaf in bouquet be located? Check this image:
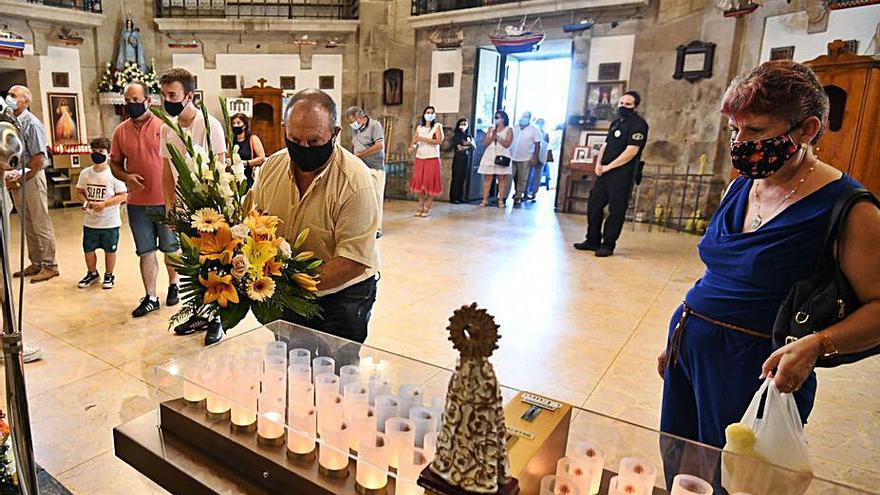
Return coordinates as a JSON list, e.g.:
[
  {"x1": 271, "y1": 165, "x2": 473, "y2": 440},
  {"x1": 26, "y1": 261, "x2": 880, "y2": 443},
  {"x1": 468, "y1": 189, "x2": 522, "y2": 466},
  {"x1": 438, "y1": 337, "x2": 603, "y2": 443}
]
[
  {"x1": 218, "y1": 301, "x2": 249, "y2": 331},
  {"x1": 239, "y1": 179, "x2": 249, "y2": 198},
  {"x1": 280, "y1": 291, "x2": 322, "y2": 320},
  {"x1": 252, "y1": 301, "x2": 284, "y2": 325},
  {"x1": 306, "y1": 259, "x2": 323, "y2": 270}
]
